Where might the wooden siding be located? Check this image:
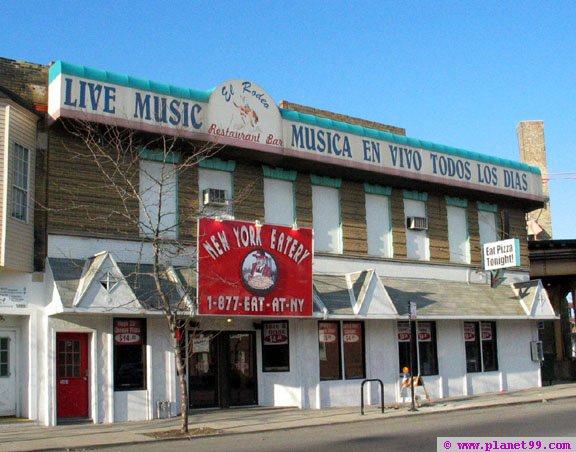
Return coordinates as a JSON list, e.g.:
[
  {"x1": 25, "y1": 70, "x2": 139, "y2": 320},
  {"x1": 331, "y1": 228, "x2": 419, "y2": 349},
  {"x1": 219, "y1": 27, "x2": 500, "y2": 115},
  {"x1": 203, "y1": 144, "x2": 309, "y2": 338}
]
[
  {"x1": 294, "y1": 173, "x2": 313, "y2": 229},
  {"x1": 233, "y1": 161, "x2": 265, "y2": 223},
  {"x1": 390, "y1": 189, "x2": 407, "y2": 259},
  {"x1": 47, "y1": 127, "x2": 139, "y2": 237},
  {"x1": 44, "y1": 130, "x2": 533, "y2": 270},
  {"x1": 178, "y1": 164, "x2": 199, "y2": 243},
  {"x1": 468, "y1": 204, "x2": 482, "y2": 266},
  {"x1": 1, "y1": 103, "x2": 37, "y2": 271},
  {"x1": 341, "y1": 180, "x2": 367, "y2": 255},
  {"x1": 428, "y1": 194, "x2": 450, "y2": 262},
  {"x1": 508, "y1": 208, "x2": 530, "y2": 269}
]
